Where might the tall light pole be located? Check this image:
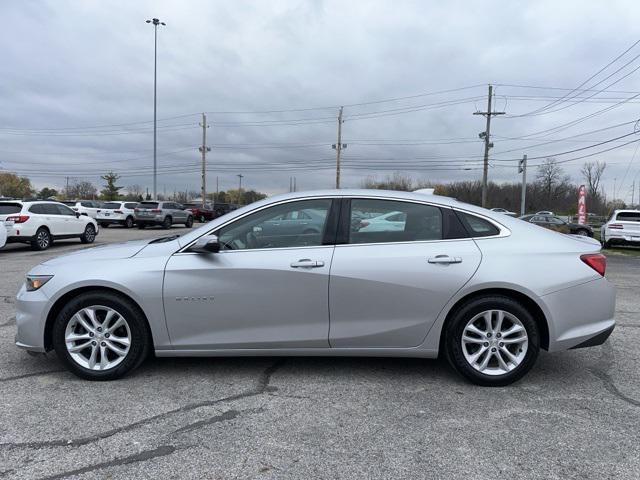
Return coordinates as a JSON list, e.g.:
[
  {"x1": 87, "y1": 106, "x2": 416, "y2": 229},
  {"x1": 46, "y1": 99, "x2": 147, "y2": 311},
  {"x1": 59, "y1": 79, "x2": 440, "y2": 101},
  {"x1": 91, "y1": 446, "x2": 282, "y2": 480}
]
[{"x1": 146, "y1": 17, "x2": 166, "y2": 200}]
